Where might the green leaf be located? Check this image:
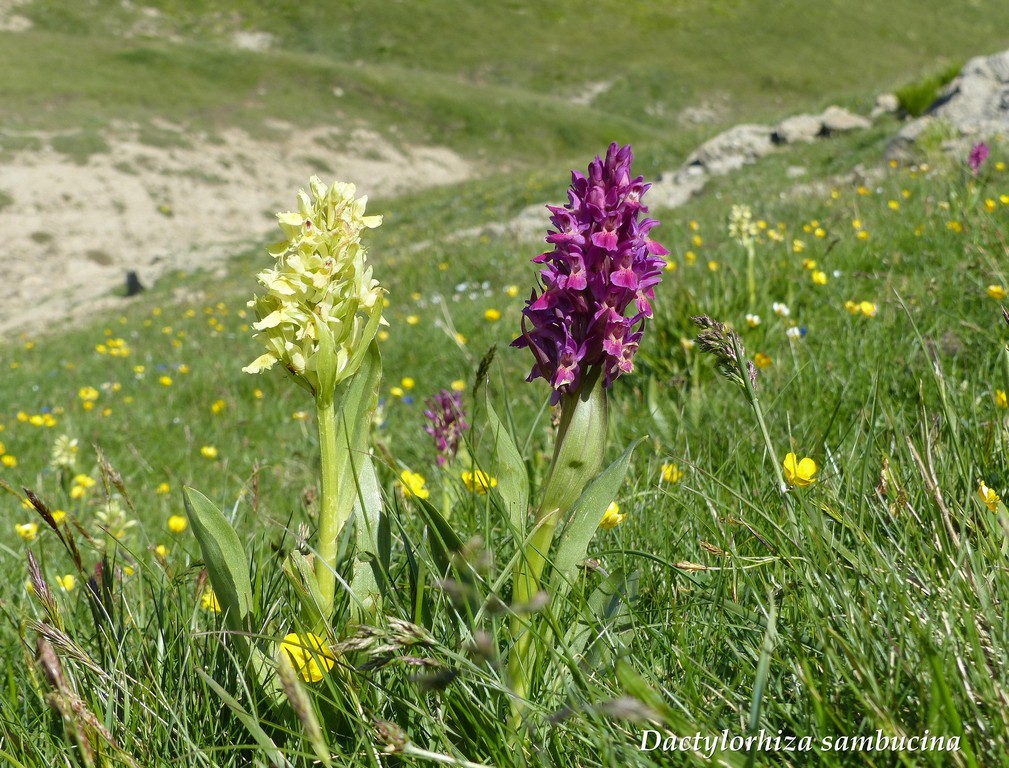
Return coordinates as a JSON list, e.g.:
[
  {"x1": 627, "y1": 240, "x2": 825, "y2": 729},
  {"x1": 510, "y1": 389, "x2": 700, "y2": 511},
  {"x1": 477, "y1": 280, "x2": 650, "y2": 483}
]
[
  {"x1": 484, "y1": 396, "x2": 529, "y2": 540},
  {"x1": 283, "y1": 551, "x2": 326, "y2": 631},
  {"x1": 566, "y1": 567, "x2": 639, "y2": 667},
  {"x1": 414, "y1": 495, "x2": 465, "y2": 575},
  {"x1": 195, "y1": 668, "x2": 291, "y2": 768},
  {"x1": 350, "y1": 452, "x2": 386, "y2": 620},
  {"x1": 333, "y1": 341, "x2": 382, "y2": 531},
  {"x1": 549, "y1": 437, "x2": 645, "y2": 597},
  {"x1": 182, "y1": 486, "x2": 253, "y2": 639}
]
